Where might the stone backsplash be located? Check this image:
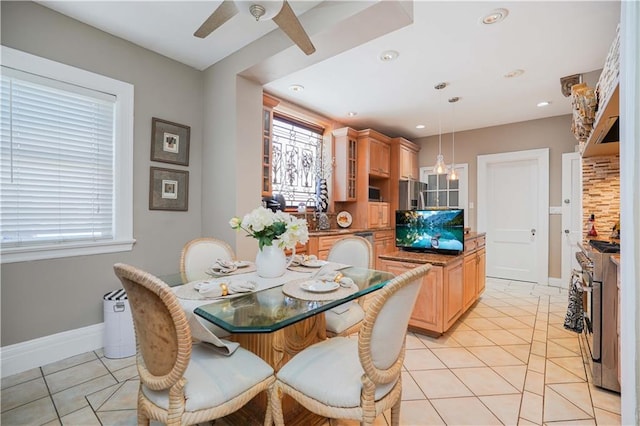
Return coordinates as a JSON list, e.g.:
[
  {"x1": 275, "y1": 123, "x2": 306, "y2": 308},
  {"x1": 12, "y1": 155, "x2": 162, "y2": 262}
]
[{"x1": 582, "y1": 154, "x2": 620, "y2": 241}]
